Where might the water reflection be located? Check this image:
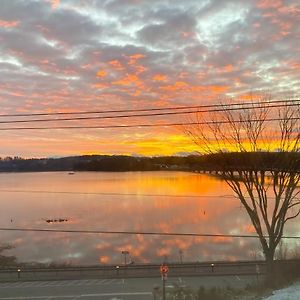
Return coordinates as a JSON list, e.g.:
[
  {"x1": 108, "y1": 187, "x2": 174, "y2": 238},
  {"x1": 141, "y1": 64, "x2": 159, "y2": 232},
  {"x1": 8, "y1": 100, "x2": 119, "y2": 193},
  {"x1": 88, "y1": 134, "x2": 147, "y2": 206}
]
[{"x1": 0, "y1": 171, "x2": 297, "y2": 265}]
